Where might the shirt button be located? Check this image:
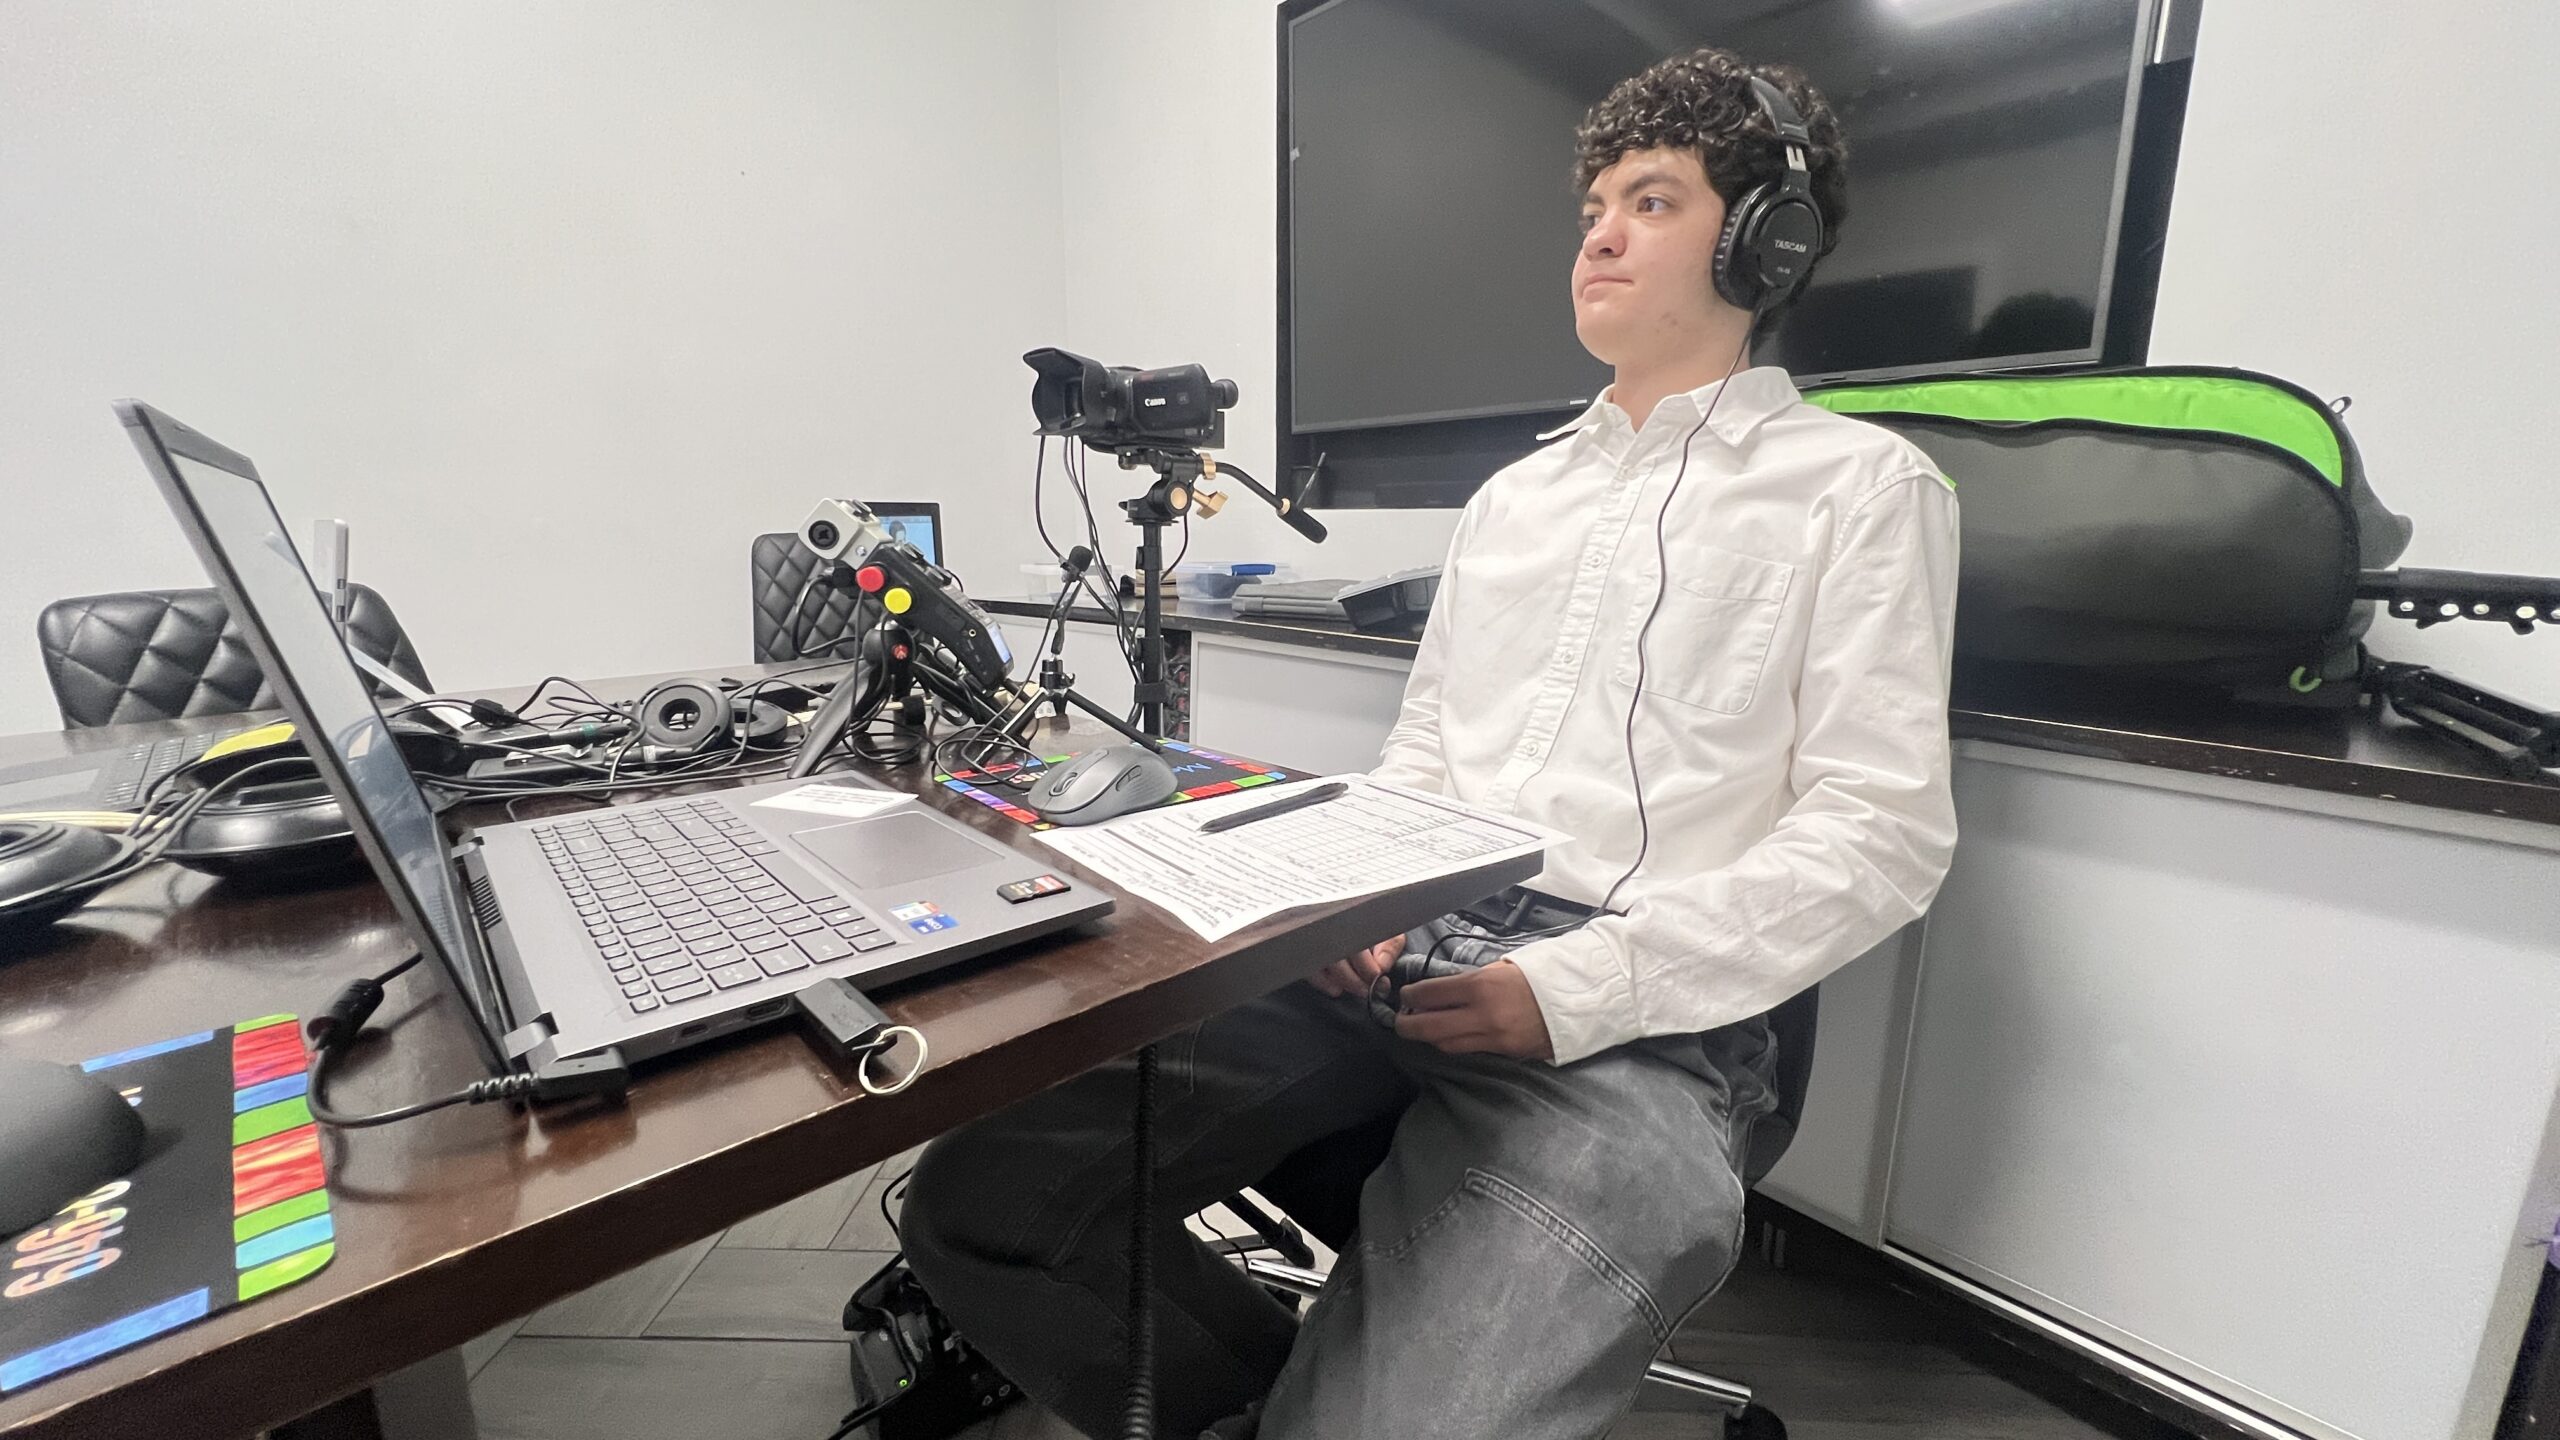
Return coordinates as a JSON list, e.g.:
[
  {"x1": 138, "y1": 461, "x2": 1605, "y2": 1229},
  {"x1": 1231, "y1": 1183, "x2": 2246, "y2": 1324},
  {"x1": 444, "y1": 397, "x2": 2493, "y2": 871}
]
[{"x1": 1522, "y1": 740, "x2": 1543, "y2": 759}]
